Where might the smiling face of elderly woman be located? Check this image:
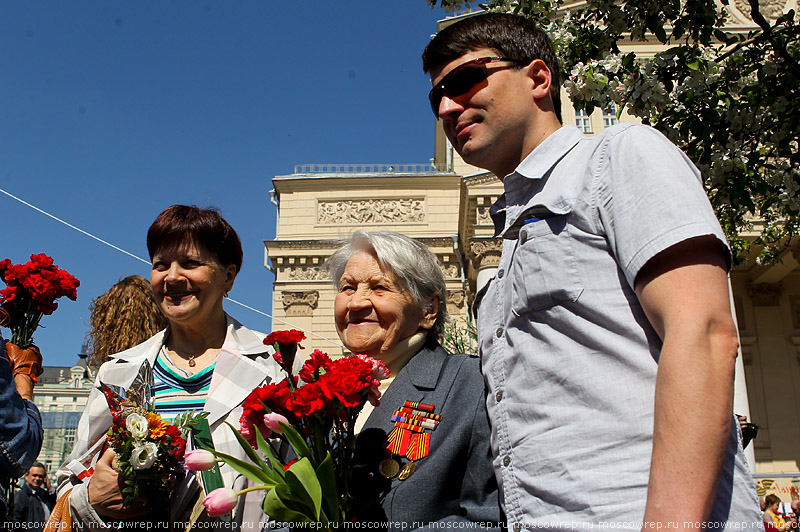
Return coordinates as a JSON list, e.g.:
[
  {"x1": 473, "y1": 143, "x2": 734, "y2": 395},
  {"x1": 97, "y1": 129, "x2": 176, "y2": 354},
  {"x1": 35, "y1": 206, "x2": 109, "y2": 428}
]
[{"x1": 334, "y1": 250, "x2": 438, "y2": 359}]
